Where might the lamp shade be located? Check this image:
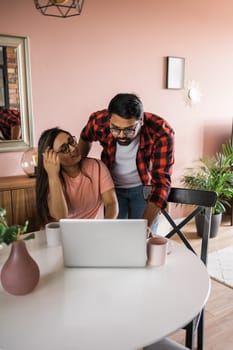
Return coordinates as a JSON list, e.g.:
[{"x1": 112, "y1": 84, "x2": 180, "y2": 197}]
[
  {"x1": 21, "y1": 148, "x2": 38, "y2": 177},
  {"x1": 34, "y1": 0, "x2": 84, "y2": 18}
]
